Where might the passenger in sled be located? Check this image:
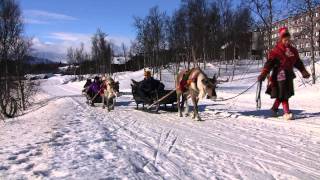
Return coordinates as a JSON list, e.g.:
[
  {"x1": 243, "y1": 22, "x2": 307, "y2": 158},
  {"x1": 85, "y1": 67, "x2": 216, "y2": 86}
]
[
  {"x1": 87, "y1": 76, "x2": 102, "y2": 105},
  {"x1": 138, "y1": 70, "x2": 164, "y2": 104}
]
